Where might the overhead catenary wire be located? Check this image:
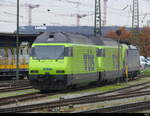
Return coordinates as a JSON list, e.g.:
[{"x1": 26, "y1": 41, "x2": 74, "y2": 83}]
[{"x1": 0, "y1": 0, "x2": 150, "y2": 30}]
